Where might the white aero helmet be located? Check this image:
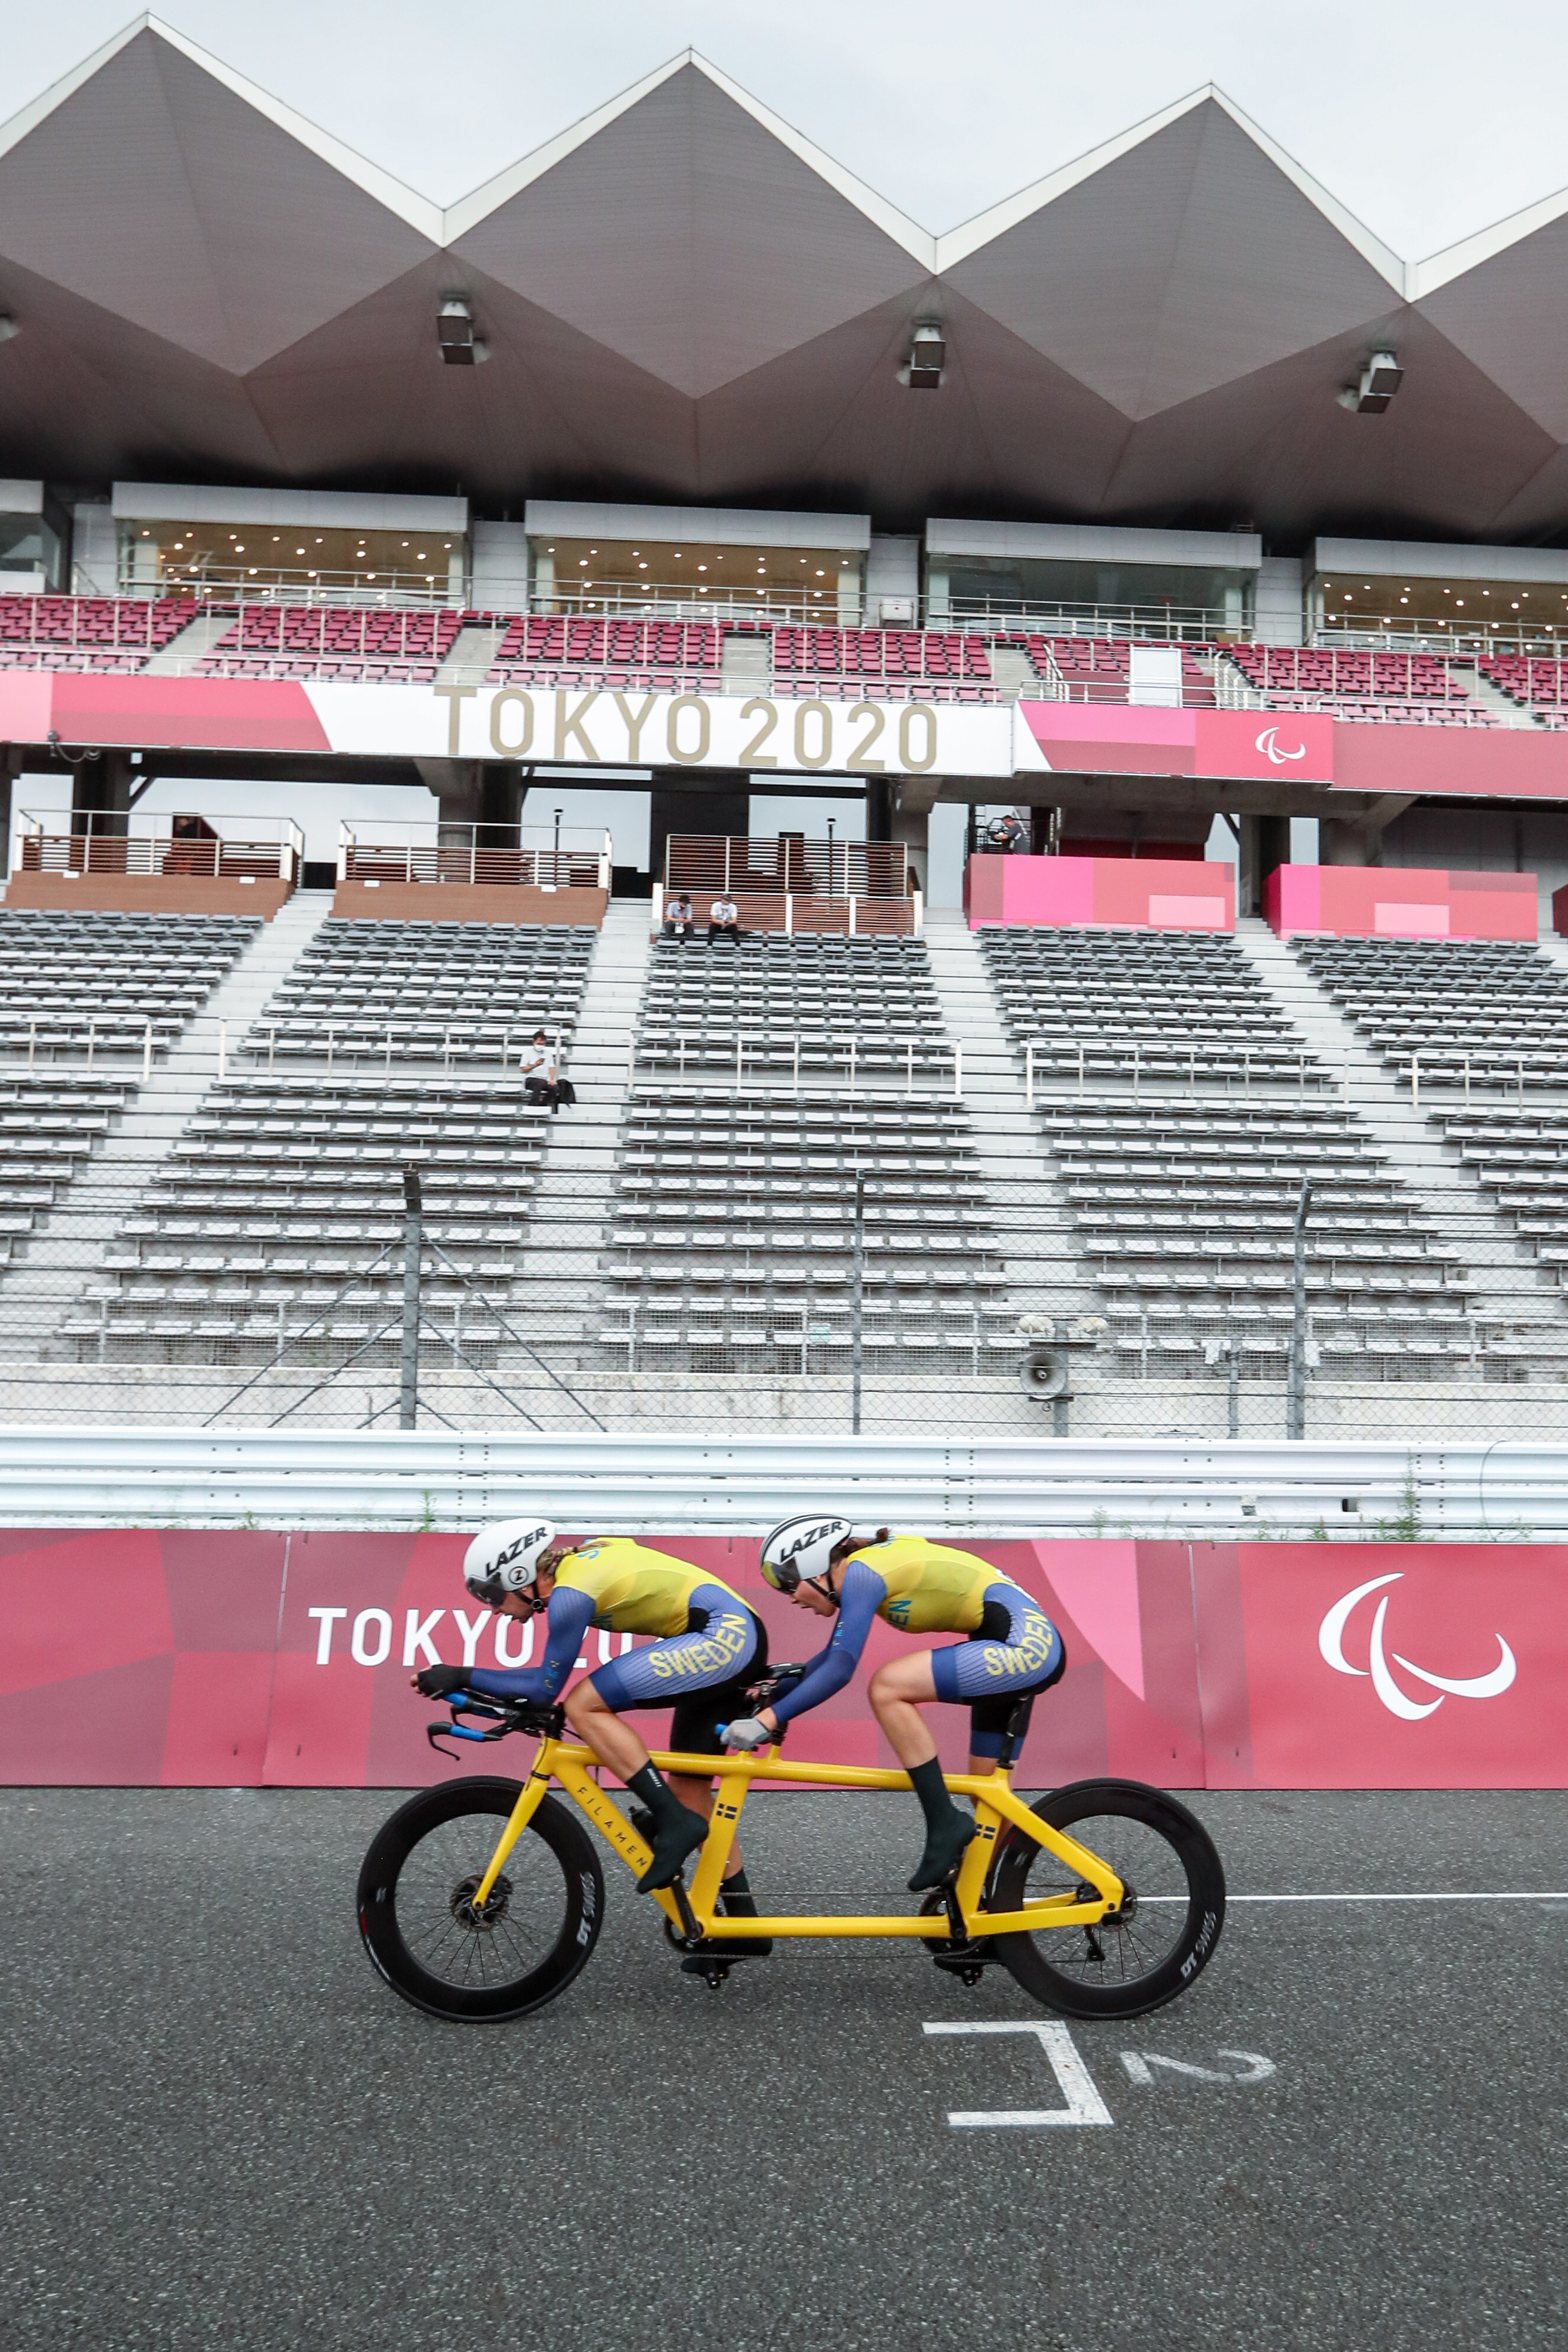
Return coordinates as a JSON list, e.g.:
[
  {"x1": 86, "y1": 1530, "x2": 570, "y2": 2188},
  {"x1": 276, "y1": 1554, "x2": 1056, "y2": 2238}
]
[
  {"x1": 760, "y1": 1514, "x2": 858, "y2": 1596},
  {"x1": 463, "y1": 1517, "x2": 557, "y2": 1607}
]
